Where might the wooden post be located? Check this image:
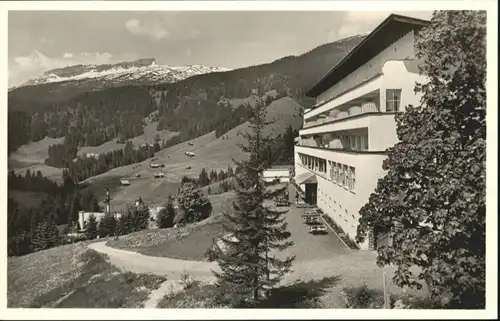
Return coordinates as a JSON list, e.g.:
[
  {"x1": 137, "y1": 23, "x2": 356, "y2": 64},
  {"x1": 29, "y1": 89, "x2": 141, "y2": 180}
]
[{"x1": 383, "y1": 272, "x2": 389, "y2": 309}]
